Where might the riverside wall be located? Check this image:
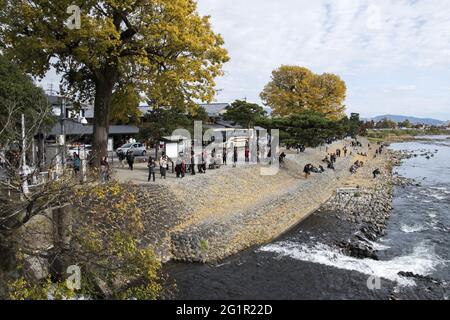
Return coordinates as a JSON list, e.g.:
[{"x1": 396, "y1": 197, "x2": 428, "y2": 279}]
[{"x1": 165, "y1": 138, "x2": 380, "y2": 262}]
